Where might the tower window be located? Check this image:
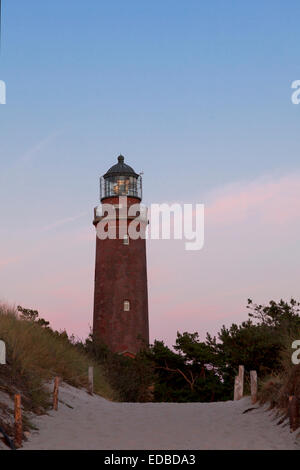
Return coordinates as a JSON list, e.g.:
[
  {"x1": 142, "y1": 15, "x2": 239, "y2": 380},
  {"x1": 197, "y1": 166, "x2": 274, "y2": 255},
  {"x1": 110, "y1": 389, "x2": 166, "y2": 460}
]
[
  {"x1": 123, "y1": 300, "x2": 130, "y2": 311},
  {"x1": 123, "y1": 234, "x2": 129, "y2": 245}
]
